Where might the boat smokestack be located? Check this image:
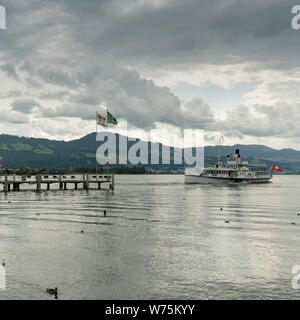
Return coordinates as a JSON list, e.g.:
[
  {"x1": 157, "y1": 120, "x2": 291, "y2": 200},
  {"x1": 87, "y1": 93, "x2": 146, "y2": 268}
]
[{"x1": 234, "y1": 149, "x2": 241, "y2": 160}]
